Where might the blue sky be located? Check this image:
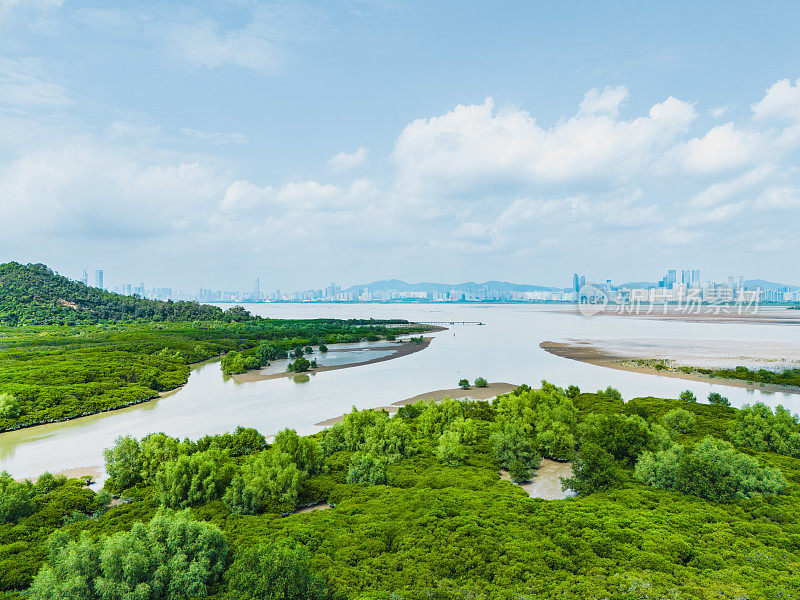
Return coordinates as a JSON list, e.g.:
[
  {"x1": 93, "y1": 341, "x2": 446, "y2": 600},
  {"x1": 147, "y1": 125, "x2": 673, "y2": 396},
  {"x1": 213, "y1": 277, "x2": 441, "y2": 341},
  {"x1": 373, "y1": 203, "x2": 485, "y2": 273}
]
[{"x1": 2, "y1": 1, "x2": 800, "y2": 291}]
